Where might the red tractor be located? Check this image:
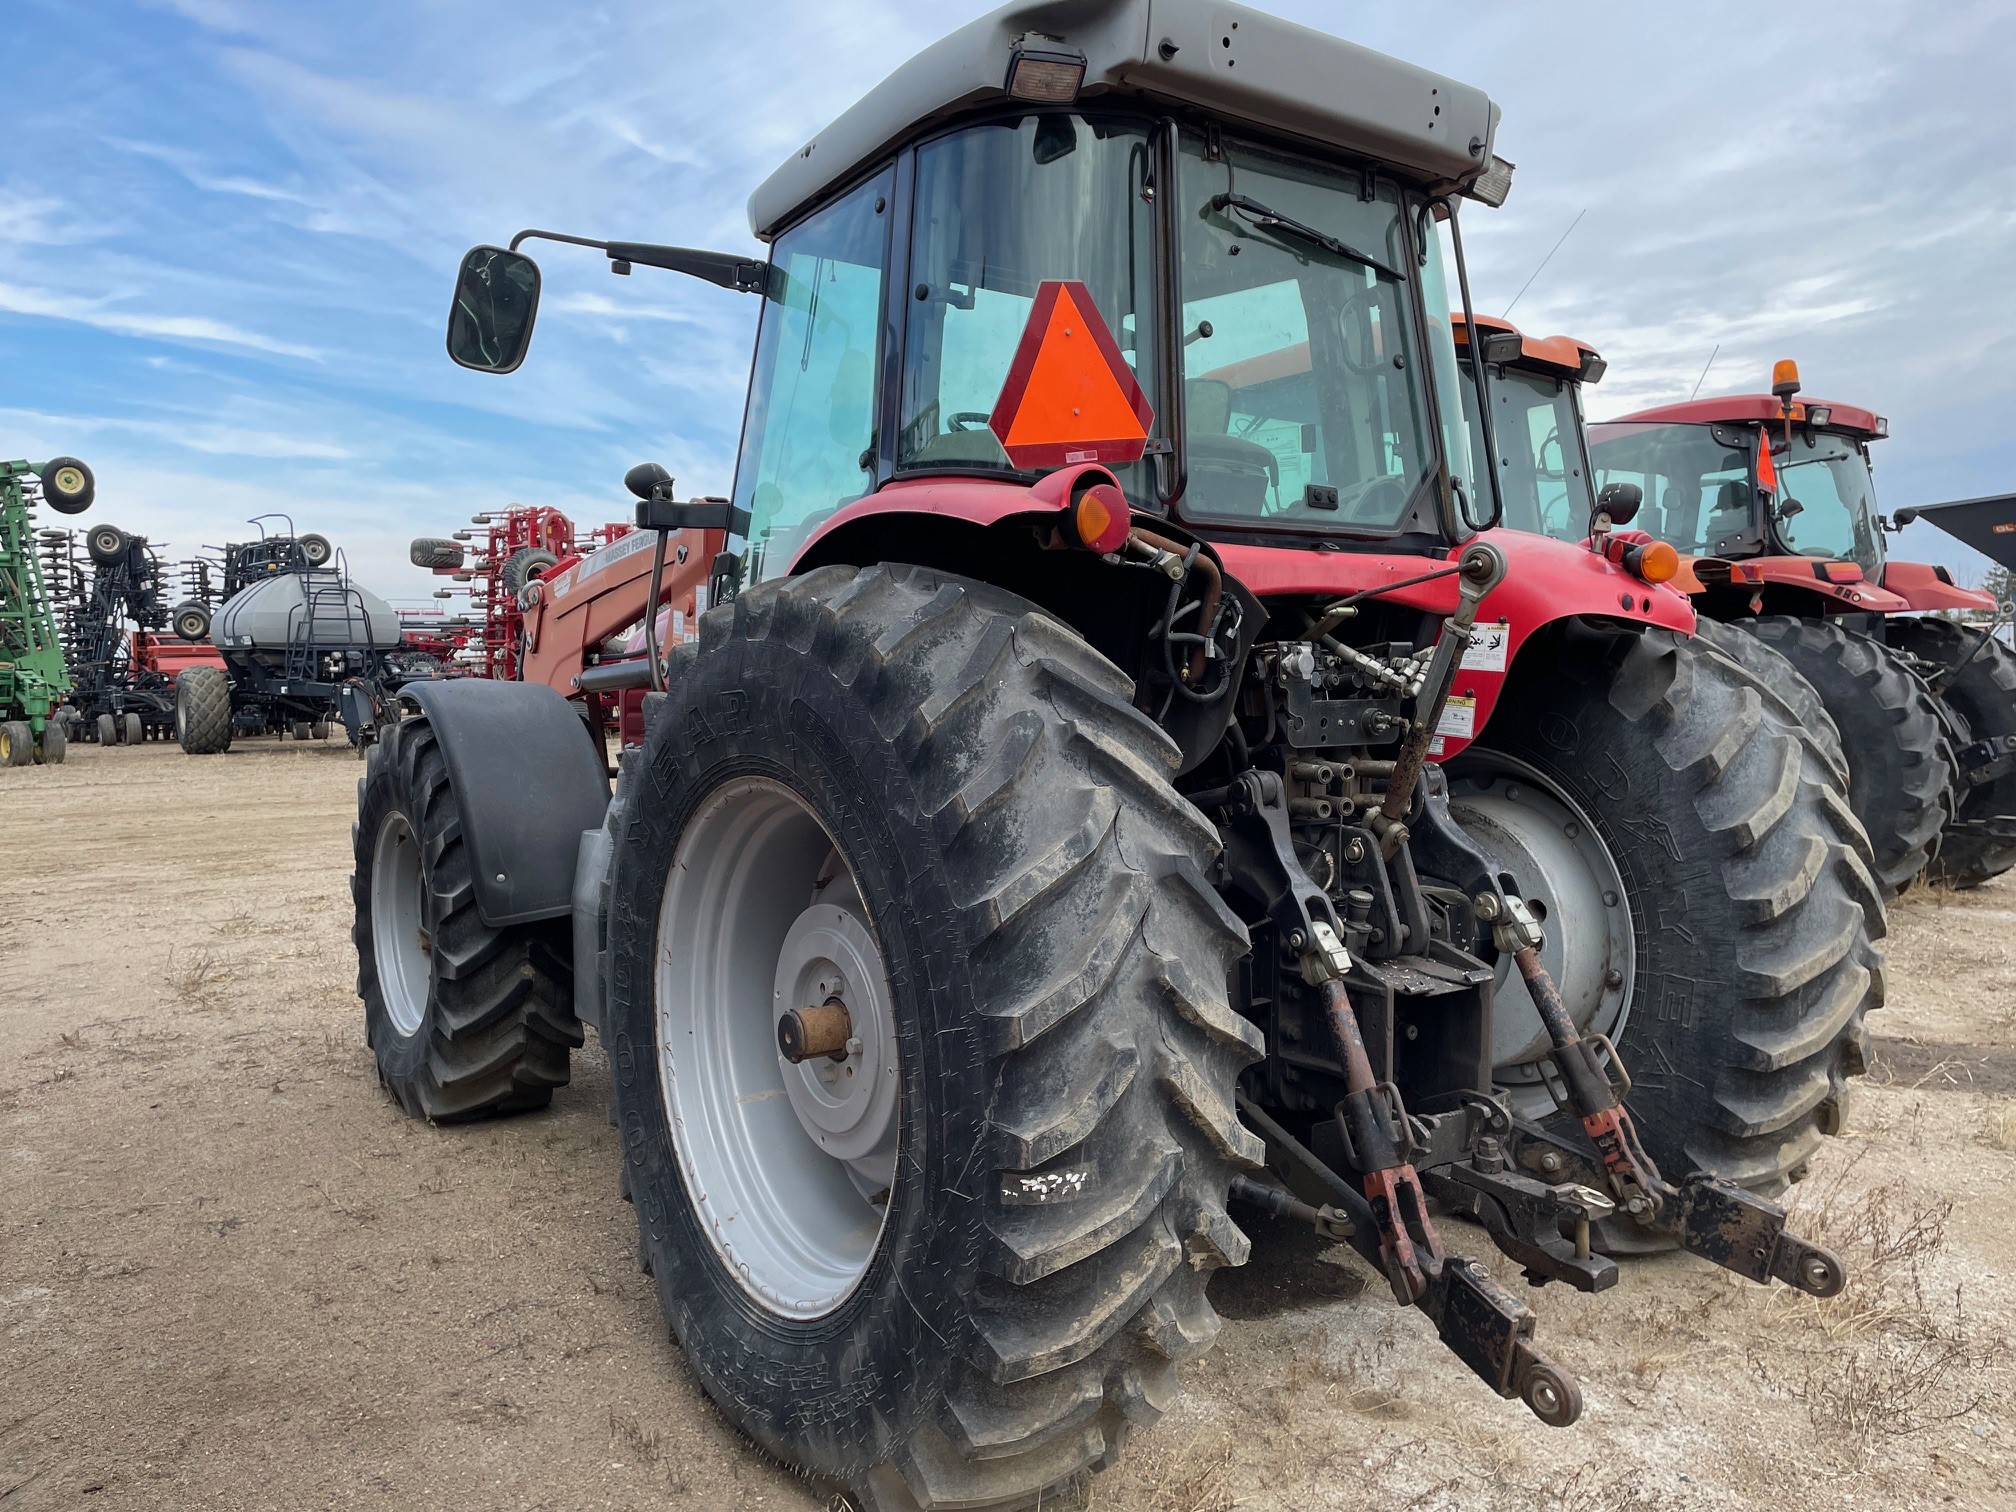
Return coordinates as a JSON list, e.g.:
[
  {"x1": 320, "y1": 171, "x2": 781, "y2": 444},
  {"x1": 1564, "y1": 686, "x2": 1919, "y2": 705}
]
[
  {"x1": 352, "y1": 4, "x2": 1864, "y2": 1505},
  {"x1": 1584, "y1": 368, "x2": 2012, "y2": 892}
]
